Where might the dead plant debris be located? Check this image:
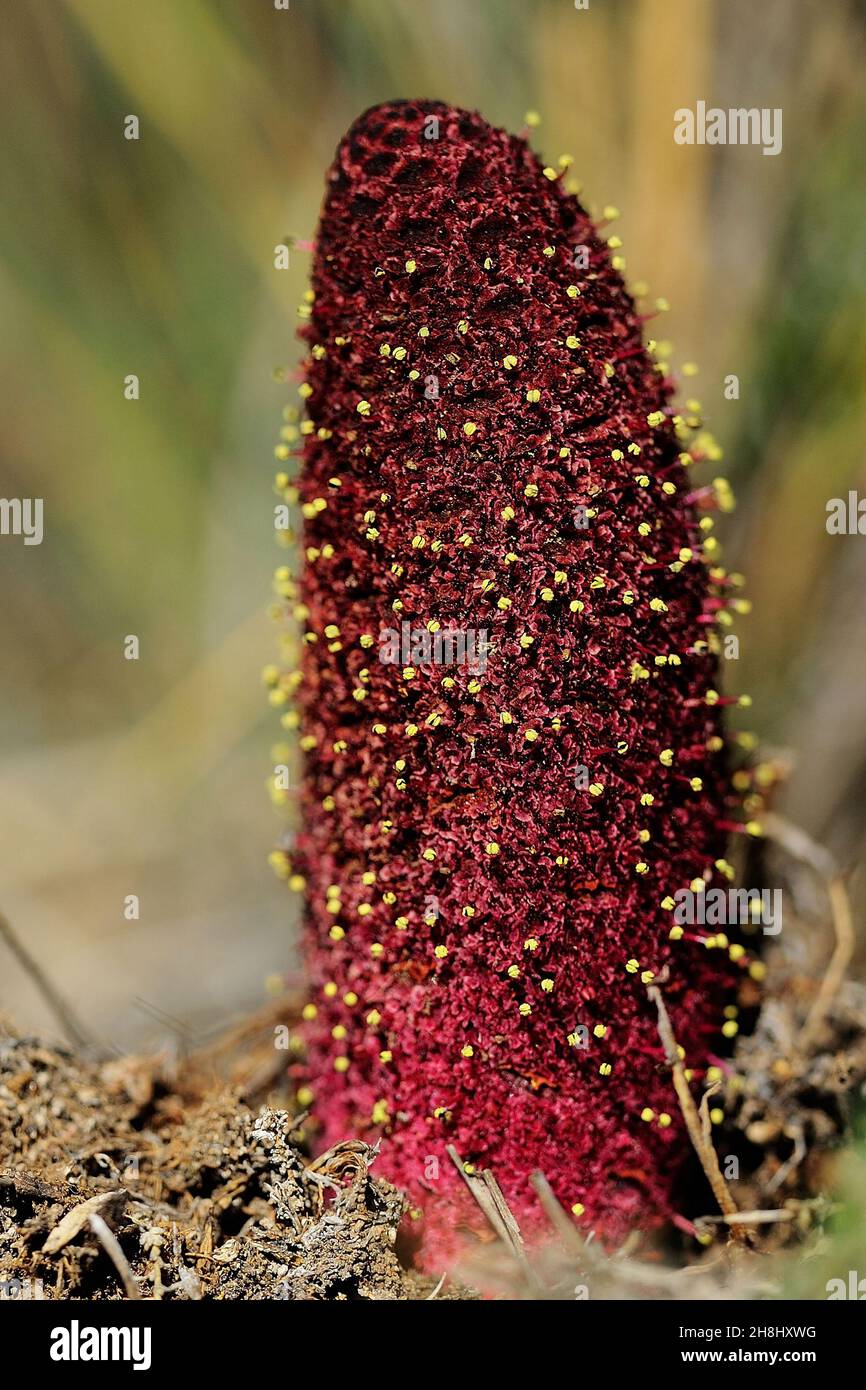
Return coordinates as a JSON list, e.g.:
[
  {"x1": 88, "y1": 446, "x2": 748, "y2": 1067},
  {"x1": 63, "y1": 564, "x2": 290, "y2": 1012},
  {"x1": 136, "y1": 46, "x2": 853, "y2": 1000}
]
[{"x1": 0, "y1": 1020, "x2": 462, "y2": 1301}]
